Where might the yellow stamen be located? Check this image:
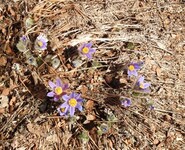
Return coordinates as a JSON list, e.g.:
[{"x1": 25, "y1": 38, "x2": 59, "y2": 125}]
[
  {"x1": 54, "y1": 87, "x2": 63, "y2": 95},
  {"x1": 69, "y1": 98, "x2": 77, "y2": 107},
  {"x1": 82, "y1": 47, "x2": 89, "y2": 54},
  {"x1": 38, "y1": 41, "x2": 43, "y2": 47},
  {"x1": 139, "y1": 83, "x2": 144, "y2": 89},
  {"x1": 60, "y1": 108, "x2": 65, "y2": 112},
  {"x1": 128, "y1": 65, "x2": 135, "y2": 71}
]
